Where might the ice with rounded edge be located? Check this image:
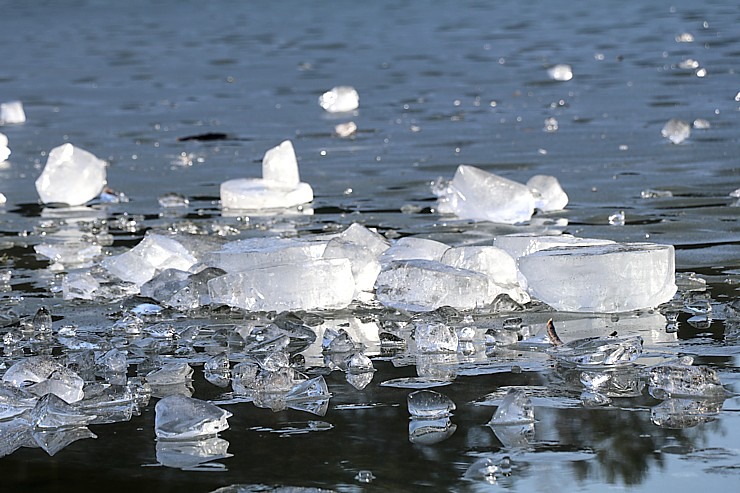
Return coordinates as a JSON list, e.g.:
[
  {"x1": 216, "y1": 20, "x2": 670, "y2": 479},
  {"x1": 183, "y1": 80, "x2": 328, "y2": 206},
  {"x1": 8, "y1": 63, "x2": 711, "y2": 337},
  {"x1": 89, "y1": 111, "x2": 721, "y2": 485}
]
[
  {"x1": 380, "y1": 236, "x2": 449, "y2": 265},
  {"x1": 319, "y1": 86, "x2": 359, "y2": 113},
  {"x1": 35, "y1": 143, "x2": 107, "y2": 206},
  {"x1": 0, "y1": 101, "x2": 26, "y2": 124},
  {"x1": 154, "y1": 395, "x2": 231, "y2": 440},
  {"x1": 661, "y1": 118, "x2": 691, "y2": 144},
  {"x1": 527, "y1": 175, "x2": 569, "y2": 212}
]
